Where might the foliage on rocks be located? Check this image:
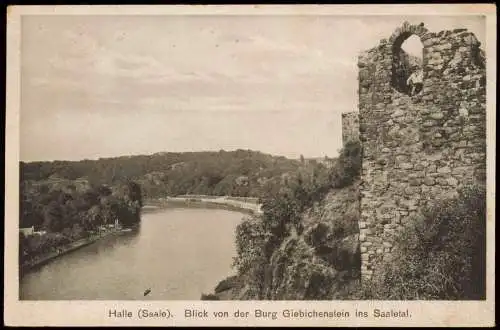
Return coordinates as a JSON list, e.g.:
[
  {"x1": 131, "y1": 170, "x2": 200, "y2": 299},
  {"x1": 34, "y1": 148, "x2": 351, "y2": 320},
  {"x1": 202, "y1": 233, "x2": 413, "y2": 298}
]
[
  {"x1": 227, "y1": 141, "x2": 362, "y2": 300},
  {"x1": 347, "y1": 184, "x2": 486, "y2": 300}
]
